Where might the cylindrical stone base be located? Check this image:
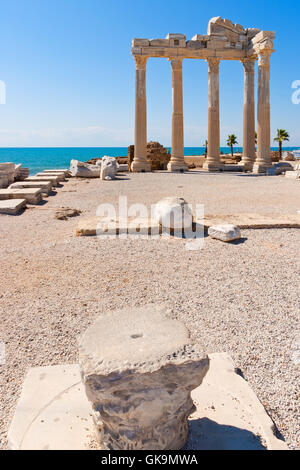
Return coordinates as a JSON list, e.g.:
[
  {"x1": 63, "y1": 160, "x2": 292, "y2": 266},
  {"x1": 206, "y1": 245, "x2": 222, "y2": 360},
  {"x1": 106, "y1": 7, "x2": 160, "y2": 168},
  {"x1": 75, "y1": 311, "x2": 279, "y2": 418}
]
[{"x1": 79, "y1": 305, "x2": 209, "y2": 450}]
